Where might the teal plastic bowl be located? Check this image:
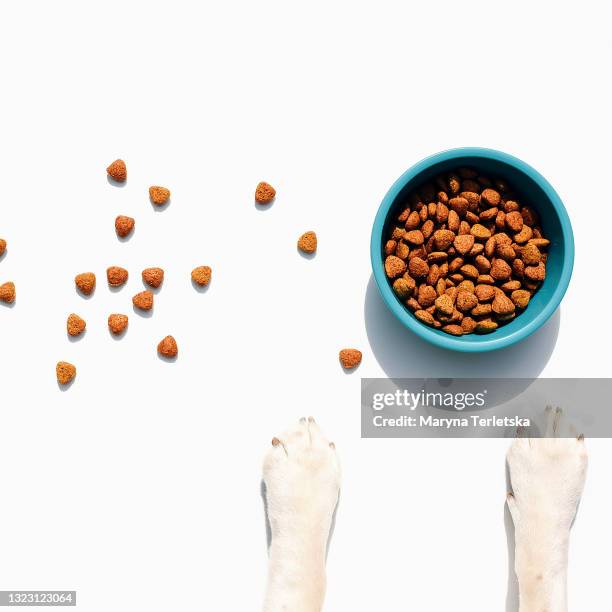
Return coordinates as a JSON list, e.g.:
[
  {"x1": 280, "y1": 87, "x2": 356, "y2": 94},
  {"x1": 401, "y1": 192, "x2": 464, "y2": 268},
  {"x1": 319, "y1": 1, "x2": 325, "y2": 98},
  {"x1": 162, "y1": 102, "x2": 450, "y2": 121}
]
[{"x1": 371, "y1": 148, "x2": 574, "y2": 352}]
